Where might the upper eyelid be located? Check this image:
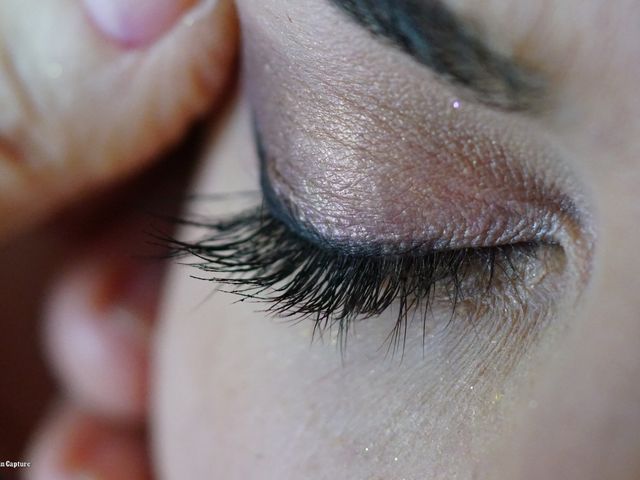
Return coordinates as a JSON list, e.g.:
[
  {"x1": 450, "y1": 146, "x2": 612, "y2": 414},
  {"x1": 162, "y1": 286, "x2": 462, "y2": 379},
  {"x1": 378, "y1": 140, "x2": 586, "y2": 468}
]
[
  {"x1": 239, "y1": 1, "x2": 589, "y2": 259},
  {"x1": 329, "y1": 0, "x2": 547, "y2": 112},
  {"x1": 256, "y1": 125, "x2": 581, "y2": 256}
]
